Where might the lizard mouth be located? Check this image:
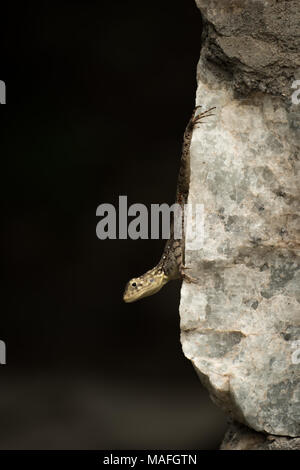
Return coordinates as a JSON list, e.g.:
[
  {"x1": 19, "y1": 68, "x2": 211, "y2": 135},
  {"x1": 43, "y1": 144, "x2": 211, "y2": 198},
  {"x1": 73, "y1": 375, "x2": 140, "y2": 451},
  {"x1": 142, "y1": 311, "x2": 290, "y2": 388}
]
[{"x1": 123, "y1": 293, "x2": 135, "y2": 303}]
